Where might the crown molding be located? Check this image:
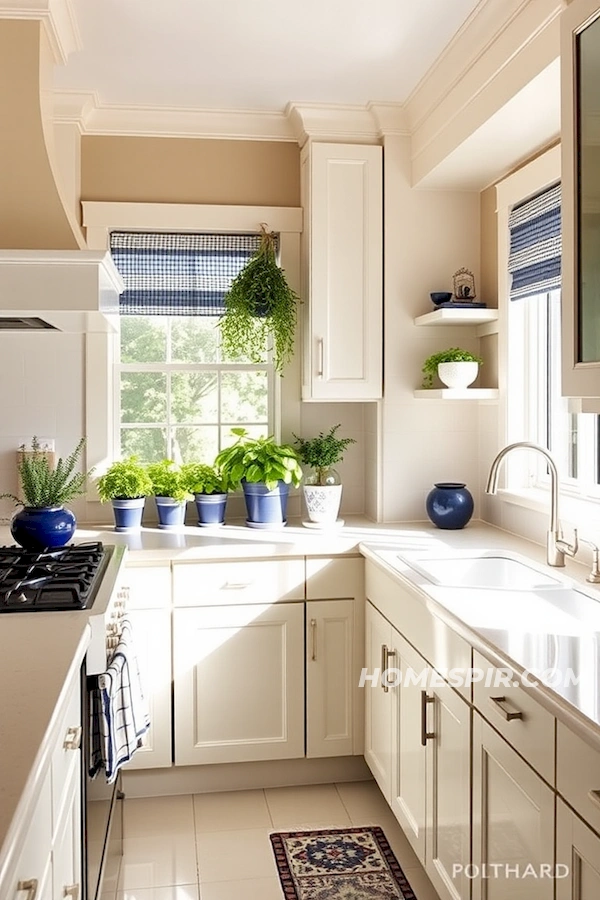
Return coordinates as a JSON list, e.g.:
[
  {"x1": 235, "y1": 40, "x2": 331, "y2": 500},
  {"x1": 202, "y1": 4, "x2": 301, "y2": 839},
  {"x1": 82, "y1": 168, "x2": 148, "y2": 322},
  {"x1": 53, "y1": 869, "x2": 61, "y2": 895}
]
[
  {"x1": 0, "y1": 0, "x2": 81, "y2": 64},
  {"x1": 368, "y1": 103, "x2": 410, "y2": 138}
]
